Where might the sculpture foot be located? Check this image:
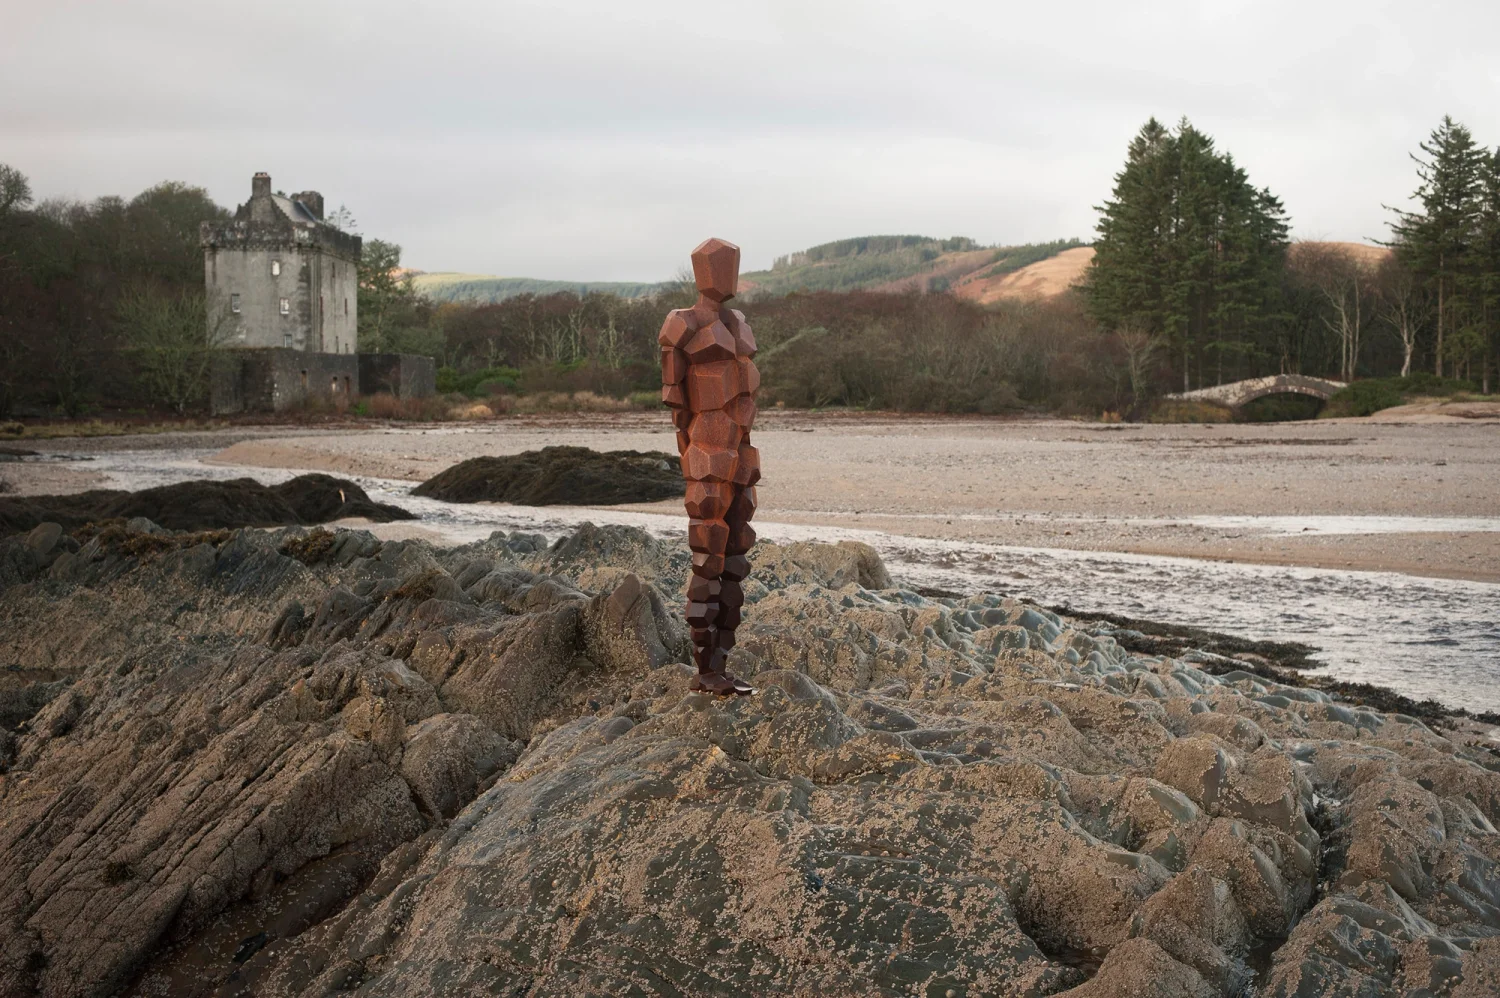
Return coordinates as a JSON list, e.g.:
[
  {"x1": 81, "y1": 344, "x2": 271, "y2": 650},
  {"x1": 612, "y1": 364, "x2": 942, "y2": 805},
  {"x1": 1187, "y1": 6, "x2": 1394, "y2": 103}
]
[{"x1": 691, "y1": 670, "x2": 755, "y2": 697}]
